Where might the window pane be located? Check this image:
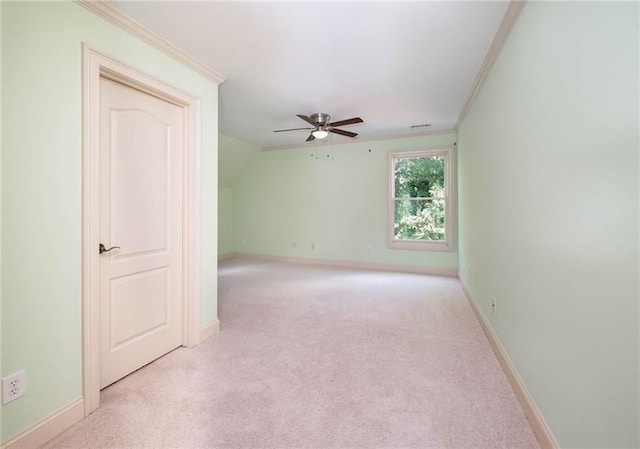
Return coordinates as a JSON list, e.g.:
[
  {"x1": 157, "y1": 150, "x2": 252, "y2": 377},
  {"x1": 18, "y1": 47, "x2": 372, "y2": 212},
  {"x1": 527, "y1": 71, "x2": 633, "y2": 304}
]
[
  {"x1": 394, "y1": 156, "x2": 445, "y2": 198},
  {"x1": 394, "y1": 199, "x2": 445, "y2": 241}
]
